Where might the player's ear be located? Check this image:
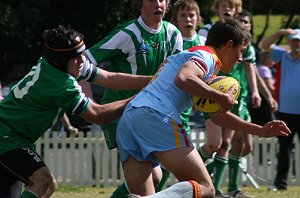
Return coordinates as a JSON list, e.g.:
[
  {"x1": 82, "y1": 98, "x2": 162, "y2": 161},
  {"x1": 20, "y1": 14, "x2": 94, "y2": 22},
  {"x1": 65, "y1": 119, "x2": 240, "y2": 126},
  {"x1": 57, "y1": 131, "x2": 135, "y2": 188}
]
[{"x1": 226, "y1": 40, "x2": 234, "y2": 48}]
